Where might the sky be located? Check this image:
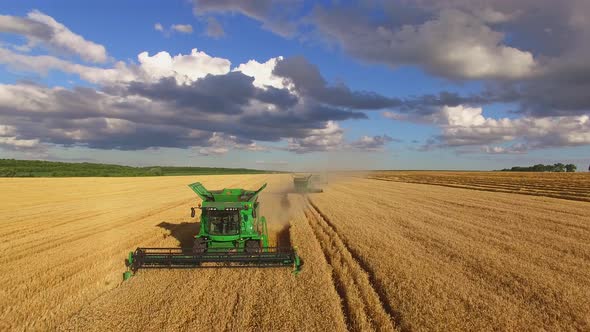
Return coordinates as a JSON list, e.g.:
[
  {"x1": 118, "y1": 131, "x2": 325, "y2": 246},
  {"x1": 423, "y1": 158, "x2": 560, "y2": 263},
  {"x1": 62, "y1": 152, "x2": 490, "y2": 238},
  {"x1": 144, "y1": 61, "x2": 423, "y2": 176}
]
[{"x1": 0, "y1": 0, "x2": 589, "y2": 171}]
